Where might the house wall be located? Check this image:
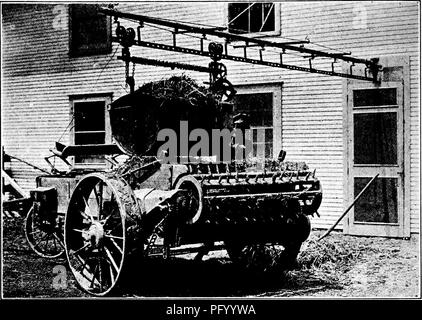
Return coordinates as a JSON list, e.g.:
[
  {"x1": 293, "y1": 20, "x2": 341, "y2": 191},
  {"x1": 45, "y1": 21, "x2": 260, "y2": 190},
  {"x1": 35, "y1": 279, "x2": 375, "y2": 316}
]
[{"x1": 2, "y1": 2, "x2": 419, "y2": 232}]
